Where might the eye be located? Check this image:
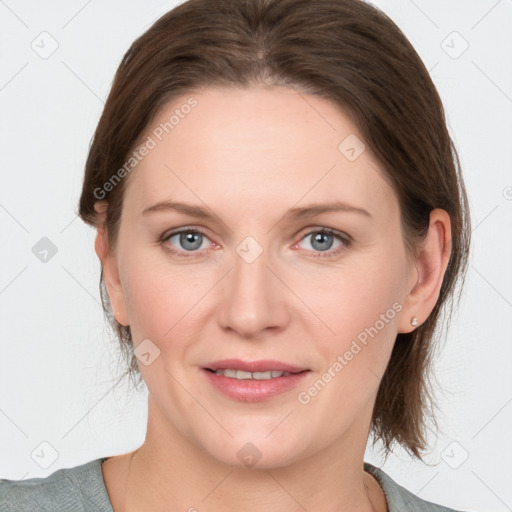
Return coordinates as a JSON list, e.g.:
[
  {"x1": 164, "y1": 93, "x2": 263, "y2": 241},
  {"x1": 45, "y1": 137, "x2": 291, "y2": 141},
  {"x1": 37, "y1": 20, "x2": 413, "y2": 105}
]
[
  {"x1": 296, "y1": 228, "x2": 350, "y2": 257},
  {"x1": 160, "y1": 227, "x2": 350, "y2": 259},
  {"x1": 161, "y1": 228, "x2": 214, "y2": 257}
]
